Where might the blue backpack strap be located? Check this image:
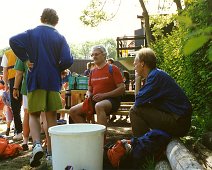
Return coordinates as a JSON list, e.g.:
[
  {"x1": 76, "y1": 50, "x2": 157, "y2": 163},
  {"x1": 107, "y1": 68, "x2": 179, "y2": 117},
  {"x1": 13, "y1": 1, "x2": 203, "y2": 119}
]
[{"x1": 109, "y1": 64, "x2": 113, "y2": 75}]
